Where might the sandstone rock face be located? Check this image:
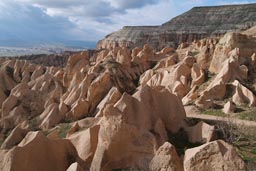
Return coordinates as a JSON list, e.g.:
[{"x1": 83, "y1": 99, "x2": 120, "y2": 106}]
[
  {"x1": 184, "y1": 140, "x2": 245, "y2": 171},
  {"x1": 223, "y1": 101, "x2": 236, "y2": 114},
  {"x1": 0, "y1": 131, "x2": 78, "y2": 171},
  {"x1": 90, "y1": 86, "x2": 186, "y2": 171},
  {"x1": 232, "y1": 80, "x2": 256, "y2": 106},
  {"x1": 185, "y1": 121, "x2": 216, "y2": 143},
  {"x1": 97, "y1": 4, "x2": 256, "y2": 50},
  {"x1": 150, "y1": 142, "x2": 183, "y2": 171},
  {"x1": 1, "y1": 124, "x2": 28, "y2": 149},
  {"x1": 209, "y1": 32, "x2": 256, "y2": 73}
]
